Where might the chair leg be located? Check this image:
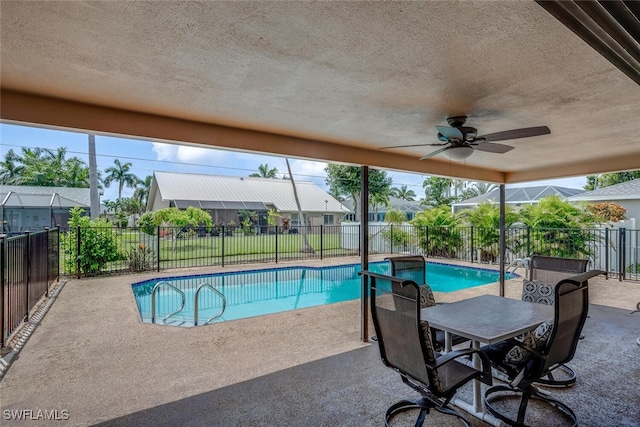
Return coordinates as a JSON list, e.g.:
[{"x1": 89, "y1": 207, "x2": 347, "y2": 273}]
[
  {"x1": 535, "y1": 364, "x2": 577, "y2": 387},
  {"x1": 484, "y1": 384, "x2": 579, "y2": 427},
  {"x1": 384, "y1": 398, "x2": 471, "y2": 427},
  {"x1": 385, "y1": 399, "x2": 427, "y2": 427}
]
